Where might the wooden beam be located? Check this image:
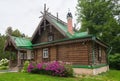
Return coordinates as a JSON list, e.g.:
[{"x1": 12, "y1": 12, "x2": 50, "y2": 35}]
[
  {"x1": 17, "y1": 50, "x2": 21, "y2": 67},
  {"x1": 44, "y1": 19, "x2": 46, "y2": 30}
]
